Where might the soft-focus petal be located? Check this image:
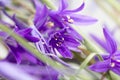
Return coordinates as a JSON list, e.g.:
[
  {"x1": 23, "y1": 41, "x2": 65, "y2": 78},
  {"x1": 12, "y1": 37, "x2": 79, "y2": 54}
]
[
  {"x1": 18, "y1": 28, "x2": 39, "y2": 42},
  {"x1": 90, "y1": 34, "x2": 109, "y2": 52},
  {"x1": 34, "y1": 5, "x2": 48, "y2": 29},
  {"x1": 103, "y1": 27, "x2": 117, "y2": 54},
  {"x1": 66, "y1": 27, "x2": 83, "y2": 41},
  {"x1": 89, "y1": 60, "x2": 110, "y2": 72},
  {"x1": 0, "y1": 62, "x2": 37, "y2": 80},
  {"x1": 70, "y1": 14, "x2": 97, "y2": 25},
  {"x1": 58, "y1": 0, "x2": 68, "y2": 12},
  {"x1": 12, "y1": 15, "x2": 28, "y2": 29},
  {"x1": 19, "y1": 65, "x2": 59, "y2": 80},
  {"x1": 111, "y1": 67, "x2": 120, "y2": 75},
  {"x1": 63, "y1": 2, "x2": 85, "y2": 14}
]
